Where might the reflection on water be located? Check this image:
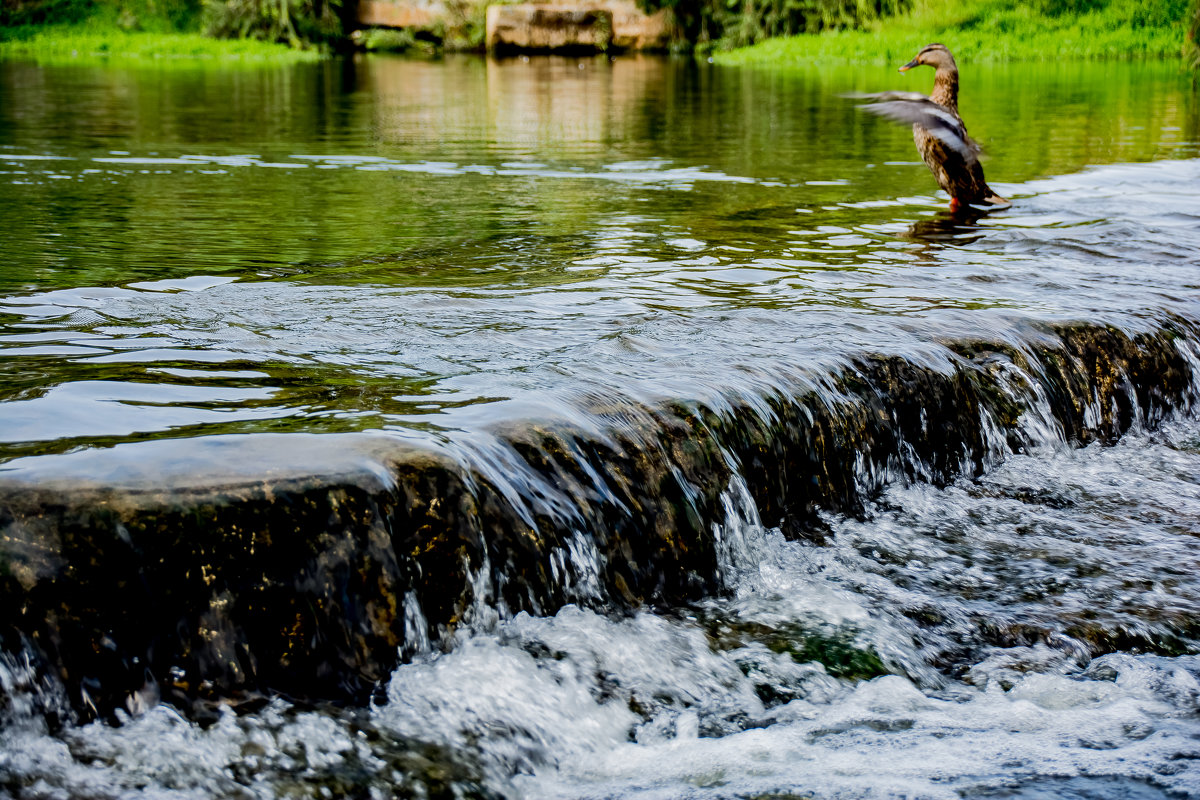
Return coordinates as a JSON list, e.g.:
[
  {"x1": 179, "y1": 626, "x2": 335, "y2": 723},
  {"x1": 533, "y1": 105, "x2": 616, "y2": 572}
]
[
  {"x1": 1, "y1": 154, "x2": 1198, "y2": 460},
  {"x1": 2, "y1": 53, "x2": 1200, "y2": 460},
  {"x1": 903, "y1": 205, "x2": 992, "y2": 244},
  {"x1": 1, "y1": 55, "x2": 1196, "y2": 294}
]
